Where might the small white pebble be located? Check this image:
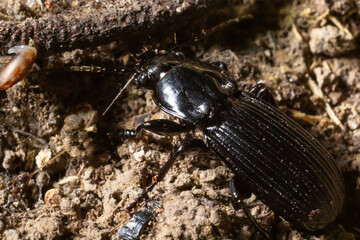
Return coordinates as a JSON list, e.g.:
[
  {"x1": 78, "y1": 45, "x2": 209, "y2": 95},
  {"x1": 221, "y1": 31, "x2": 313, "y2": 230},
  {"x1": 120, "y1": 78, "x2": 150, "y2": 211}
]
[
  {"x1": 35, "y1": 148, "x2": 52, "y2": 168},
  {"x1": 128, "y1": 145, "x2": 135, "y2": 153},
  {"x1": 133, "y1": 149, "x2": 145, "y2": 162},
  {"x1": 11, "y1": 106, "x2": 19, "y2": 113}
]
